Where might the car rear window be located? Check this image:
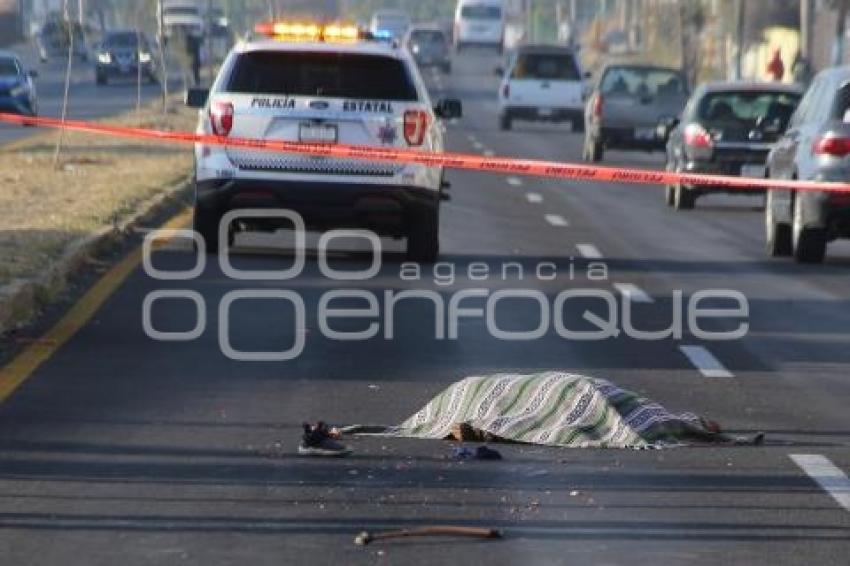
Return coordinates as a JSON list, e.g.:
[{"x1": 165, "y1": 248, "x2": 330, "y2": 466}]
[
  {"x1": 601, "y1": 67, "x2": 686, "y2": 97},
  {"x1": 697, "y1": 91, "x2": 801, "y2": 126},
  {"x1": 512, "y1": 53, "x2": 580, "y2": 81},
  {"x1": 410, "y1": 30, "x2": 446, "y2": 44},
  {"x1": 226, "y1": 51, "x2": 419, "y2": 101},
  {"x1": 461, "y1": 5, "x2": 502, "y2": 19}
]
